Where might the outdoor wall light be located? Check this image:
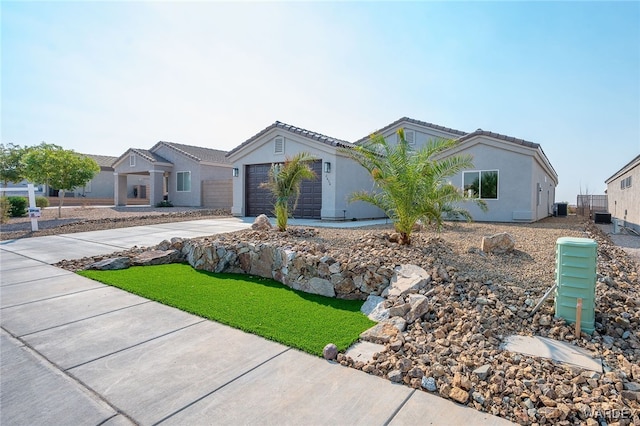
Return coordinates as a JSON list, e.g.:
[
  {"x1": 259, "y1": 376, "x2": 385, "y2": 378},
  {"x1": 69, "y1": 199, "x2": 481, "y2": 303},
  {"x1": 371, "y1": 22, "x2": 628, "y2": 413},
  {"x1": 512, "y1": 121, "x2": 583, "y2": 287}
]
[
  {"x1": 232, "y1": 168, "x2": 239, "y2": 177},
  {"x1": 324, "y1": 162, "x2": 331, "y2": 173}
]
